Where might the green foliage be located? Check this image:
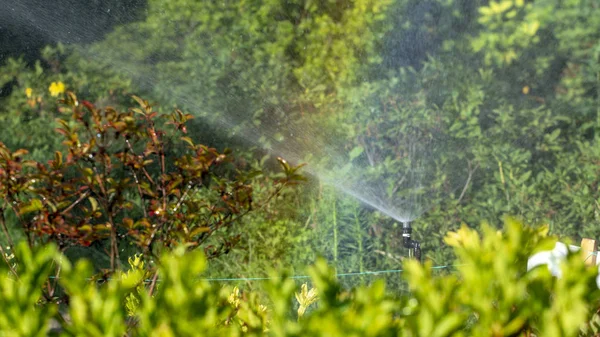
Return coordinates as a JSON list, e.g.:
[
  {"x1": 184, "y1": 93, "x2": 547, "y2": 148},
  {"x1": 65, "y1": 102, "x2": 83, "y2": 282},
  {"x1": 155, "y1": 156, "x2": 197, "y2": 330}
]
[
  {"x1": 59, "y1": 259, "x2": 130, "y2": 337},
  {"x1": 305, "y1": 0, "x2": 600, "y2": 270},
  {"x1": 307, "y1": 186, "x2": 408, "y2": 289},
  {"x1": 0, "y1": 46, "x2": 133, "y2": 162},
  {"x1": 121, "y1": 254, "x2": 150, "y2": 317},
  {"x1": 66, "y1": 0, "x2": 393, "y2": 150},
  {"x1": 0, "y1": 242, "x2": 59, "y2": 337},
  {"x1": 133, "y1": 247, "x2": 233, "y2": 336},
  {"x1": 202, "y1": 175, "x2": 316, "y2": 283},
  {"x1": 402, "y1": 218, "x2": 581, "y2": 336},
  {"x1": 2, "y1": 218, "x2": 600, "y2": 336},
  {"x1": 472, "y1": 0, "x2": 542, "y2": 65}
]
